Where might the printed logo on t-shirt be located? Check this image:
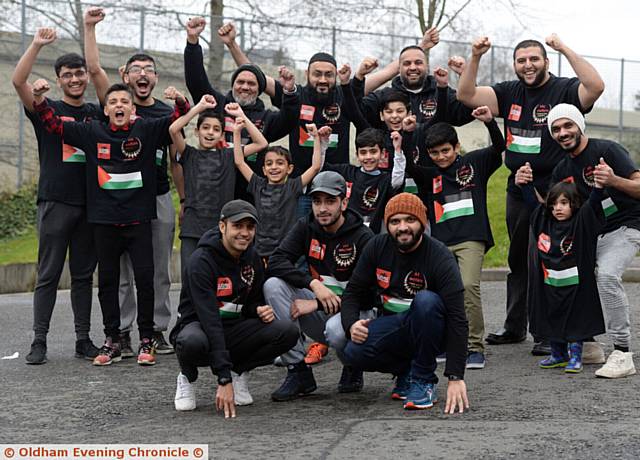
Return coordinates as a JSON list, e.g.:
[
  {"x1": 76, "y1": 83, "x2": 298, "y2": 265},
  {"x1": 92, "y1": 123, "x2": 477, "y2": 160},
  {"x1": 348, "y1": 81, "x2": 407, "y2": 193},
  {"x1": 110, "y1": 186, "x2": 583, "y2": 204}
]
[
  {"x1": 376, "y1": 268, "x2": 391, "y2": 289},
  {"x1": 434, "y1": 192, "x2": 474, "y2": 223},
  {"x1": 333, "y1": 243, "x2": 357, "y2": 269},
  {"x1": 253, "y1": 119, "x2": 264, "y2": 132},
  {"x1": 224, "y1": 117, "x2": 235, "y2": 132},
  {"x1": 300, "y1": 104, "x2": 316, "y2": 121},
  {"x1": 216, "y1": 277, "x2": 233, "y2": 297},
  {"x1": 361, "y1": 186, "x2": 379, "y2": 210},
  {"x1": 506, "y1": 127, "x2": 541, "y2": 155},
  {"x1": 308, "y1": 239, "x2": 326, "y2": 260},
  {"x1": 121, "y1": 137, "x2": 142, "y2": 160},
  {"x1": 240, "y1": 265, "x2": 255, "y2": 287},
  {"x1": 322, "y1": 103, "x2": 341, "y2": 123},
  {"x1": 433, "y1": 175, "x2": 442, "y2": 194},
  {"x1": 345, "y1": 181, "x2": 353, "y2": 199},
  {"x1": 582, "y1": 165, "x2": 596, "y2": 187},
  {"x1": 532, "y1": 104, "x2": 551, "y2": 124},
  {"x1": 97, "y1": 143, "x2": 111, "y2": 160},
  {"x1": 403, "y1": 271, "x2": 427, "y2": 296},
  {"x1": 420, "y1": 98, "x2": 437, "y2": 119},
  {"x1": 455, "y1": 164, "x2": 475, "y2": 189},
  {"x1": 508, "y1": 104, "x2": 522, "y2": 121},
  {"x1": 299, "y1": 127, "x2": 339, "y2": 148},
  {"x1": 537, "y1": 232, "x2": 551, "y2": 253},
  {"x1": 62, "y1": 143, "x2": 86, "y2": 163},
  {"x1": 560, "y1": 235, "x2": 574, "y2": 256},
  {"x1": 379, "y1": 149, "x2": 390, "y2": 169}
]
